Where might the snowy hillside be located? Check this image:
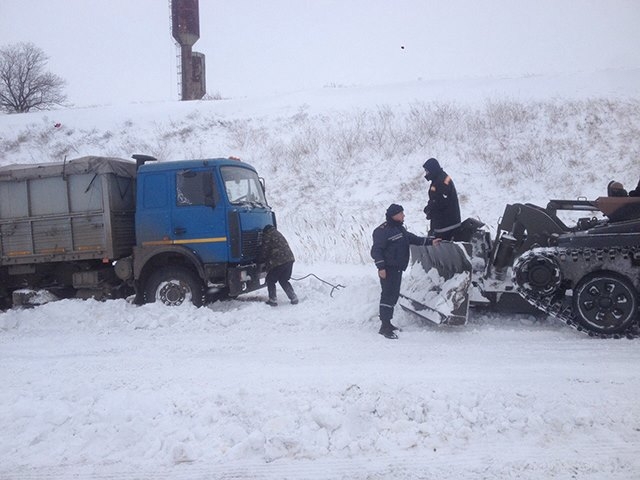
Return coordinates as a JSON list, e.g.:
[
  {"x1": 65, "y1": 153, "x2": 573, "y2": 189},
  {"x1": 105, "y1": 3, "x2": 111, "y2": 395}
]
[
  {"x1": 1, "y1": 71, "x2": 640, "y2": 479},
  {"x1": 2, "y1": 70, "x2": 639, "y2": 263}
]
